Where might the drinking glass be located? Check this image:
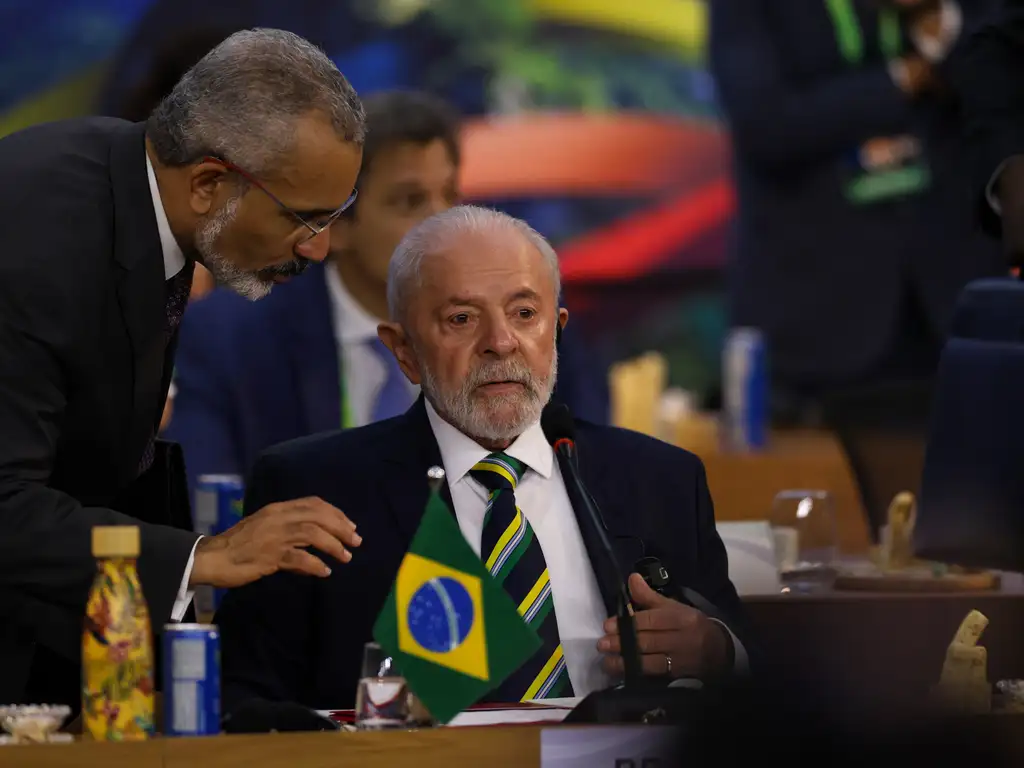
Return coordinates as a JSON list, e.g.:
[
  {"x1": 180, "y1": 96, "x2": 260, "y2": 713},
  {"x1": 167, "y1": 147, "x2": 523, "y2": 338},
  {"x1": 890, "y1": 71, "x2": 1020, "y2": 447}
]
[
  {"x1": 354, "y1": 642, "x2": 410, "y2": 730},
  {"x1": 770, "y1": 489, "x2": 838, "y2": 593}
]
